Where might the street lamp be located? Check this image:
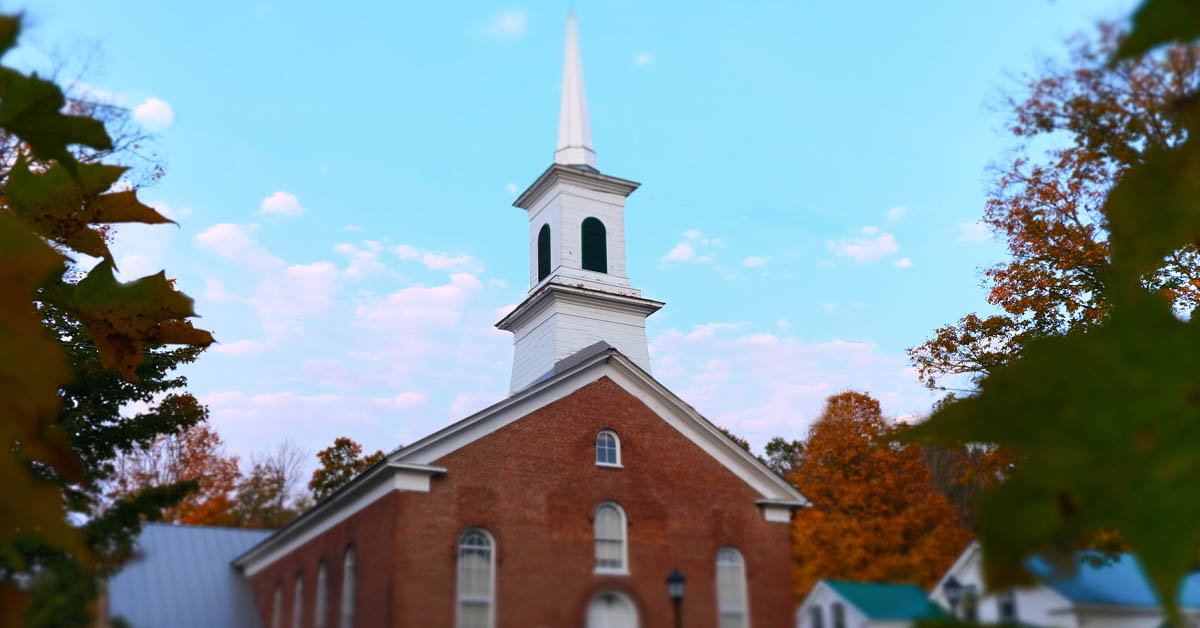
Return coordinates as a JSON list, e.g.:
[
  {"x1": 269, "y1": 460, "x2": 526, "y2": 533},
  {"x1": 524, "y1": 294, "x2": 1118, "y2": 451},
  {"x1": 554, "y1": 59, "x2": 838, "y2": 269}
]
[
  {"x1": 667, "y1": 568, "x2": 686, "y2": 628},
  {"x1": 942, "y1": 576, "x2": 963, "y2": 617}
]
